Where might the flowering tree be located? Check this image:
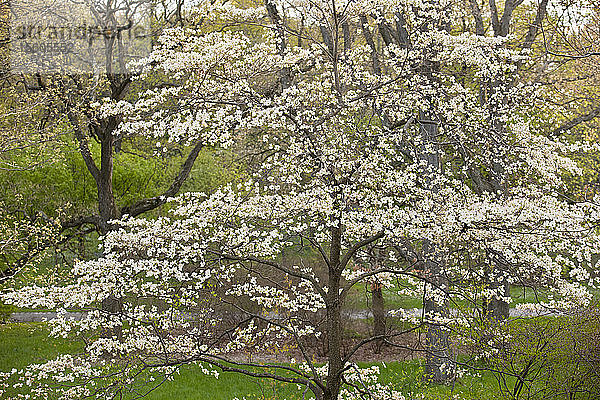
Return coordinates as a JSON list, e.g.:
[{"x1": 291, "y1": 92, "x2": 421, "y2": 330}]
[{"x1": 2, "y1": 0, "x2": 600, "y2": 399}]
